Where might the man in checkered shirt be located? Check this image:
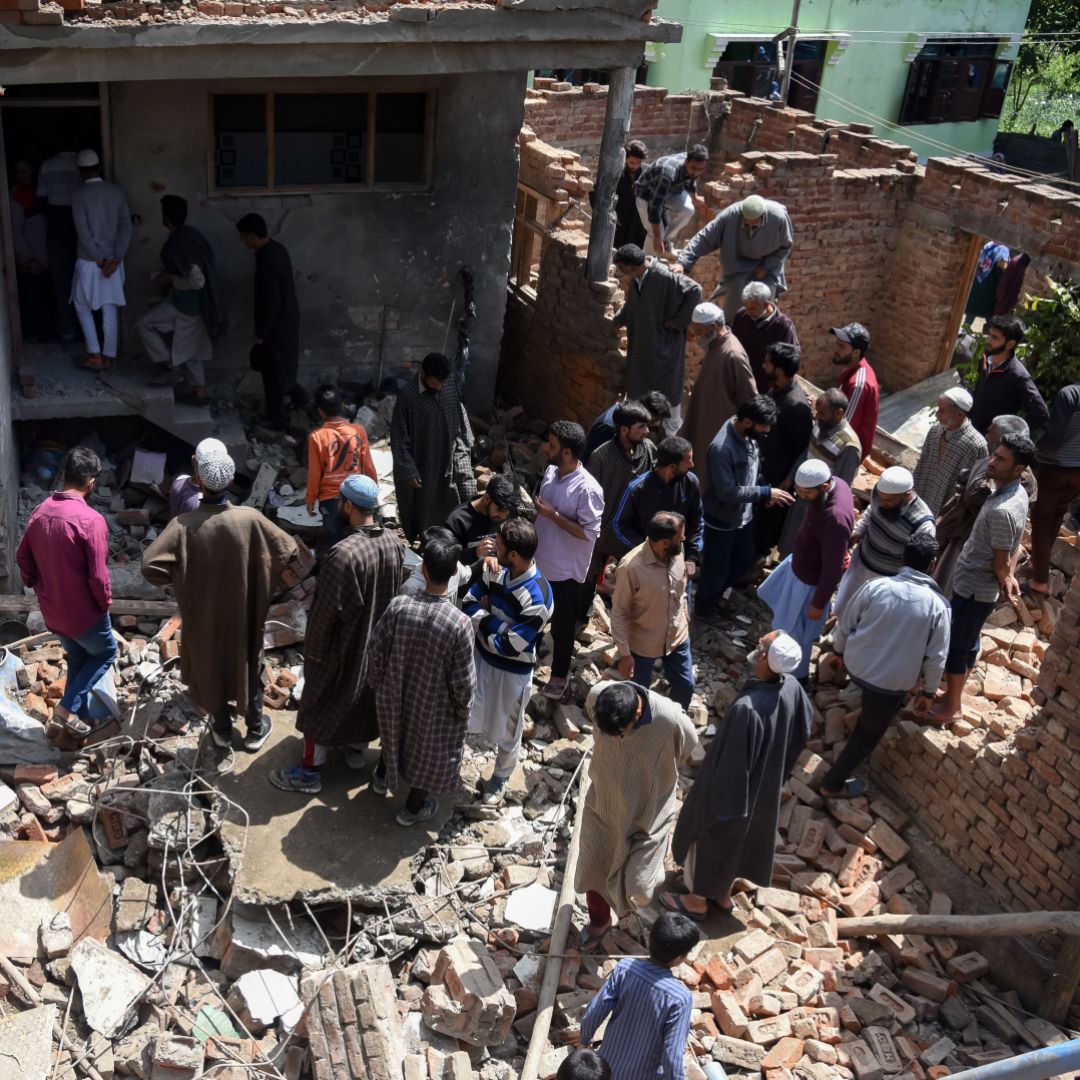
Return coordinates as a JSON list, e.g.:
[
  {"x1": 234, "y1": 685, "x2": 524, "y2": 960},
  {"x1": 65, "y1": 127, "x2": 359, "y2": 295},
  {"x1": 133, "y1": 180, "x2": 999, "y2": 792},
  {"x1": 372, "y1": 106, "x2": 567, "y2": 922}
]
[{"x1": 633, "y1": 145, "x2": 708, "y2": 258}]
